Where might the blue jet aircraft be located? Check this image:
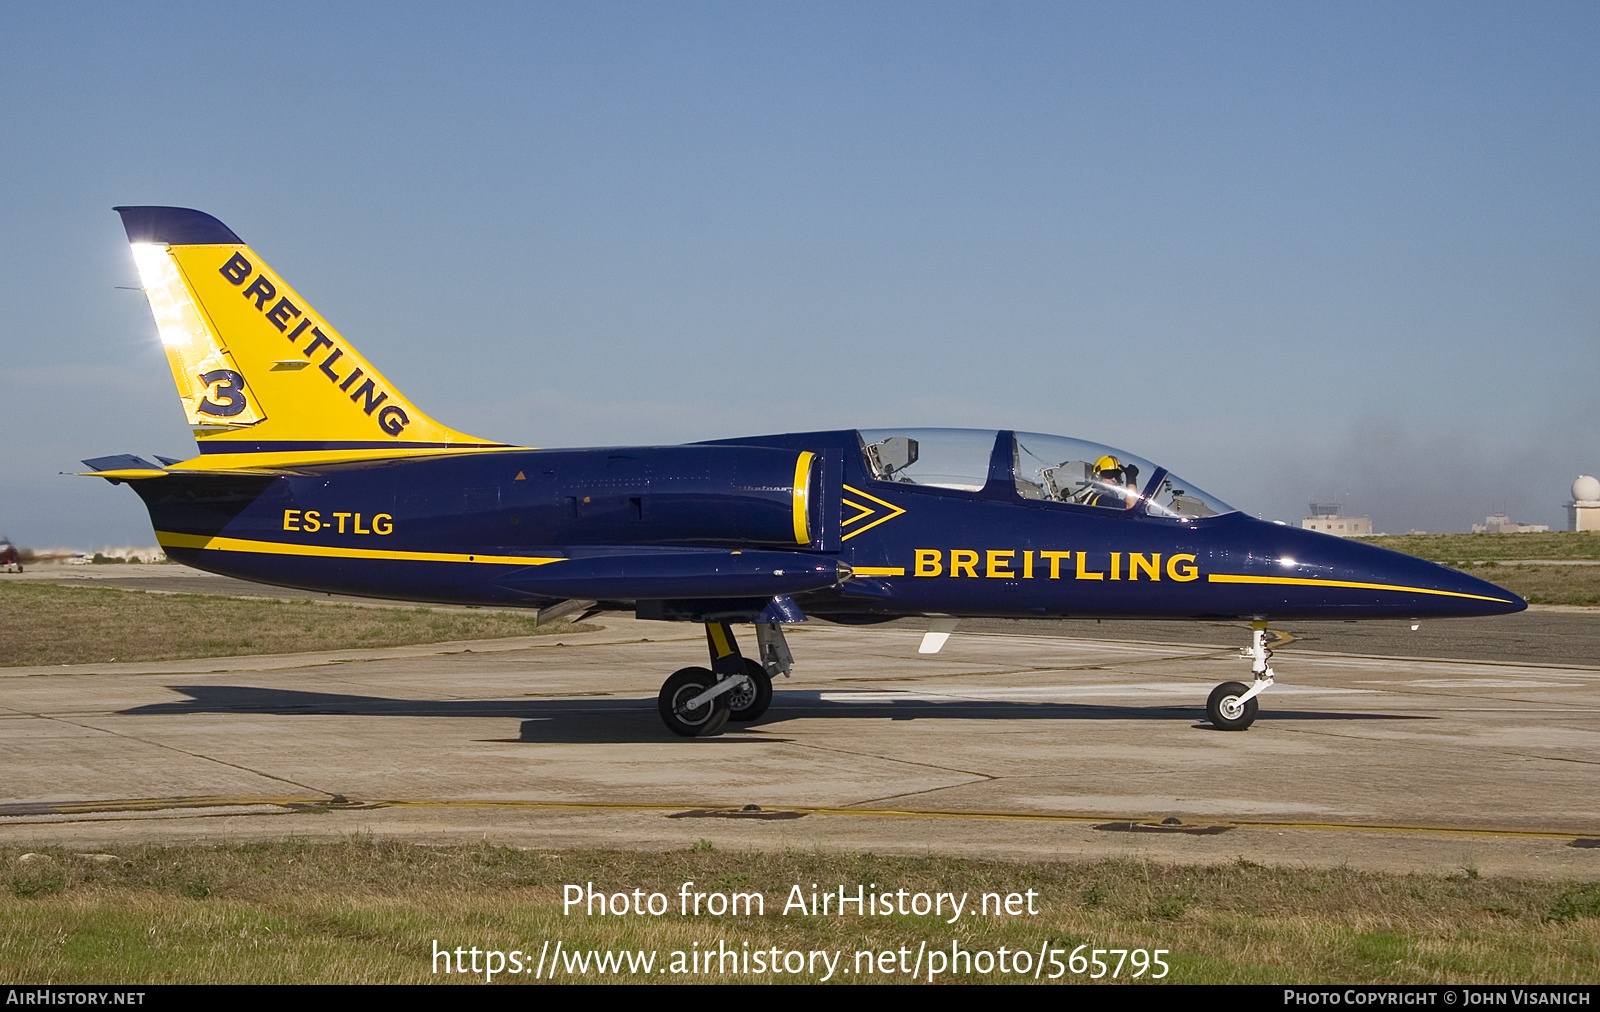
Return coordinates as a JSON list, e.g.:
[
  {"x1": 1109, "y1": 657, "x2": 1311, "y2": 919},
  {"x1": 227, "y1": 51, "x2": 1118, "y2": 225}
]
[{"x1": 87, "y1": 207, "x2": 1526, "y2": 737}]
